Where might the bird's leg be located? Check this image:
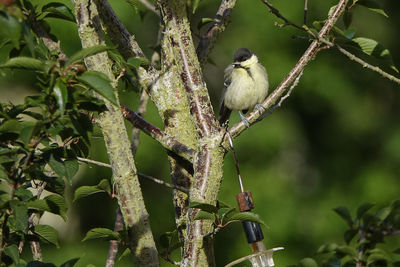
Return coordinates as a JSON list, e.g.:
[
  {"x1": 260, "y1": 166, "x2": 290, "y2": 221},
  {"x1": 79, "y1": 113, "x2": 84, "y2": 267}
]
[
  {"x1": 238, "y1": 111, "x2": 250, "y2": 128},
  {"x1": 255, "y1": 104, "x2": 265, "y2": 115}
]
